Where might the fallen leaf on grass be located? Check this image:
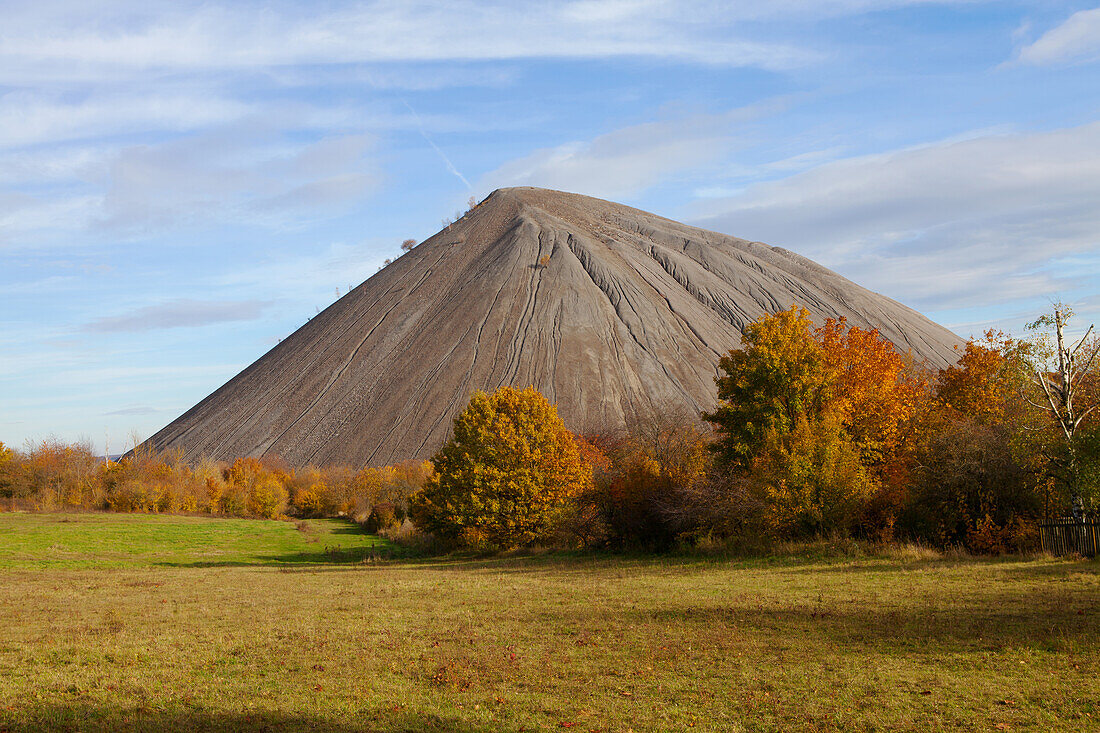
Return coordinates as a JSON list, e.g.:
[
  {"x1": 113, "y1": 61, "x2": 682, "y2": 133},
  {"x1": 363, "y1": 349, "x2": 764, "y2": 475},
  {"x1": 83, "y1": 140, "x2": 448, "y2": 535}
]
[{"x1": 994, "y1": 724, "x2": 1011, "y2": 730}]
